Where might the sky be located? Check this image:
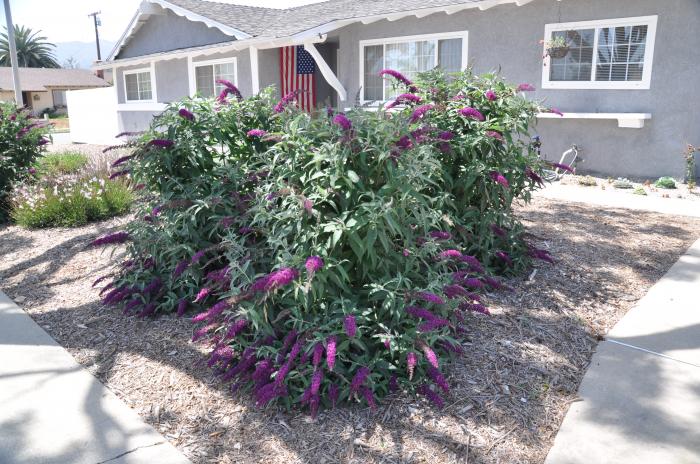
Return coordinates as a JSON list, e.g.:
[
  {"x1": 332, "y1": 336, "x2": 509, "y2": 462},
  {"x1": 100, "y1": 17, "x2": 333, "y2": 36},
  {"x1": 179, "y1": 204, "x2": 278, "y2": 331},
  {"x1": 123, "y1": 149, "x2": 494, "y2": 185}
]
[{"x1": 0, "y1": 0, "x2": 327, "y2": 43}]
